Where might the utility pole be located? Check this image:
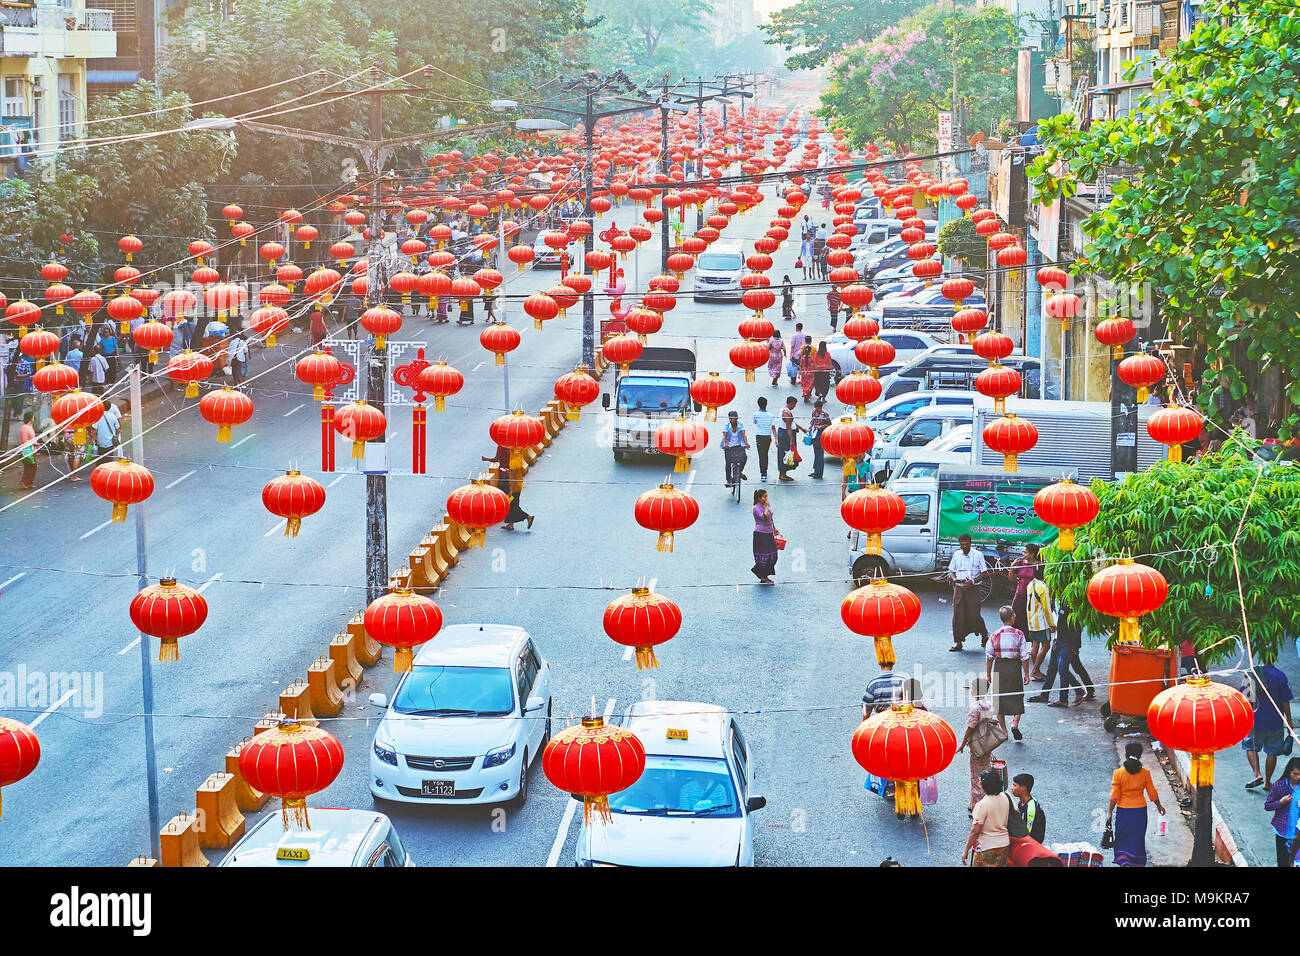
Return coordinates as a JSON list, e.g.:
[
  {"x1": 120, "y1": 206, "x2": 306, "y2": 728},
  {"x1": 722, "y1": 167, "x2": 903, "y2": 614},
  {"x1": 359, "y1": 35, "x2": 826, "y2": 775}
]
[
  {"x1": 659, "y1": 76, "x2": 672, "y2": 275},
  {"x1": 695, "y1": 79, "x2": 705, "y2": 233},
  {"x1": 582, "y1": 90, "x2": 596, "y2": 369}
]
